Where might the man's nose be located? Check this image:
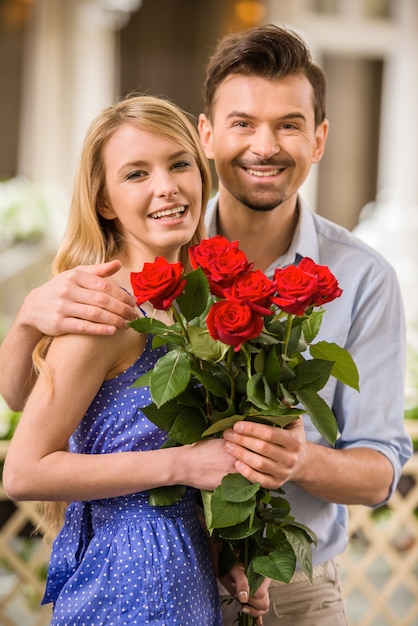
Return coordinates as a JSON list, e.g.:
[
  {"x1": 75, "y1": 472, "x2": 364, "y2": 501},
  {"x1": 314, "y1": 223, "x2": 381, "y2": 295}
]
[{"x1": 251, "y1": 127, "x2": 280, "y2": 160}]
